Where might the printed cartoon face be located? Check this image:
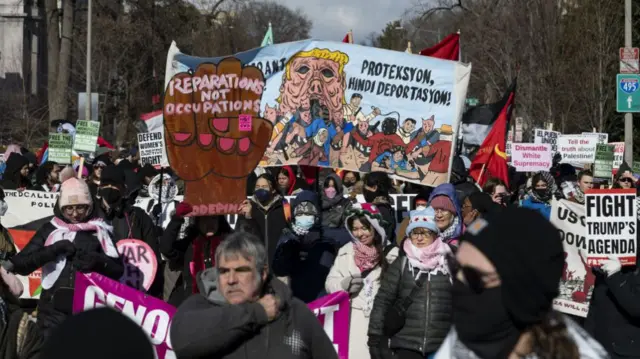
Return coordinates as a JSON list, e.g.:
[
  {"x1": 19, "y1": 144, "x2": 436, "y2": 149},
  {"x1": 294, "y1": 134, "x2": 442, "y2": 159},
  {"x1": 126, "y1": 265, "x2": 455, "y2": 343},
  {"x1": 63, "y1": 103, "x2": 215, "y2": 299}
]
[
  {"x1": 350, "y1": 96, "x2": 362, "y2": 107},
  {"x1": 299, "y1": 108, "x2": 312, "y2": 124},
  {"x1": 279, "y1": 50, "x2": 347, "y2": 125},
  {"x1": 403, "y1": 119, "x2": 416, "y2": 133},
  {"x1": 423, "y1": 117, "x2": 435, "y2": 132},
  {"x1": 317, "y1": 129, "x2": 329, "y2": 144},
  {"x1": 393, "y1": 150, "x2": 404, "y2": 162},
  {"x1": 358, "y1": 121, "x2": 369, "y2": 133},
  {"x1": 264, "y1": 104, "x2": 277, "y2": 123}
]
